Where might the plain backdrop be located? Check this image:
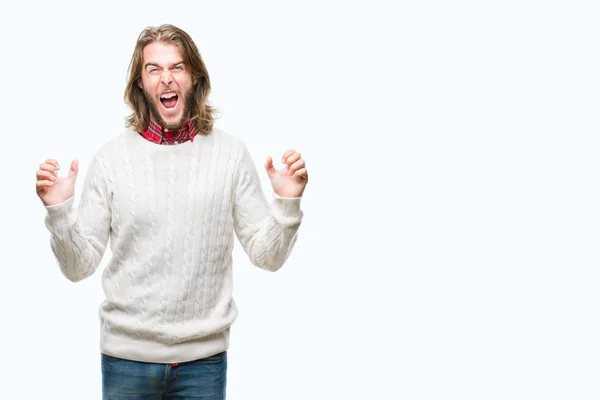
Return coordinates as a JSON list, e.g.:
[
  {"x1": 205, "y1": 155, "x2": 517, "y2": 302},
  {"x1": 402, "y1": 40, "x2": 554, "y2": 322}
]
[{"x1": 1, "y1": 0, "x2": 599, "y2": 399}]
